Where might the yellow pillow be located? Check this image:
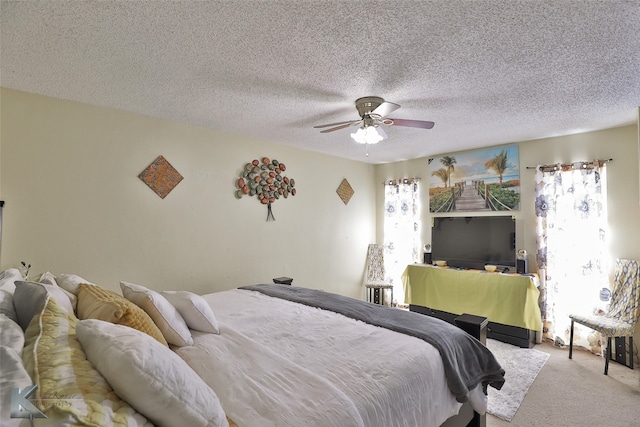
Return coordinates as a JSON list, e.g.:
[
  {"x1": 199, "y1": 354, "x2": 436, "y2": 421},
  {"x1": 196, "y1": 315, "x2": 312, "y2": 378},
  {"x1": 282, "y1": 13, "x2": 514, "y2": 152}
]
[
  {"x1": 21, "y1": 297, "x2": 151, "y2": 426},
  {"x1": 77, "y1": 283, "x2": 168, "y2": 346}
]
